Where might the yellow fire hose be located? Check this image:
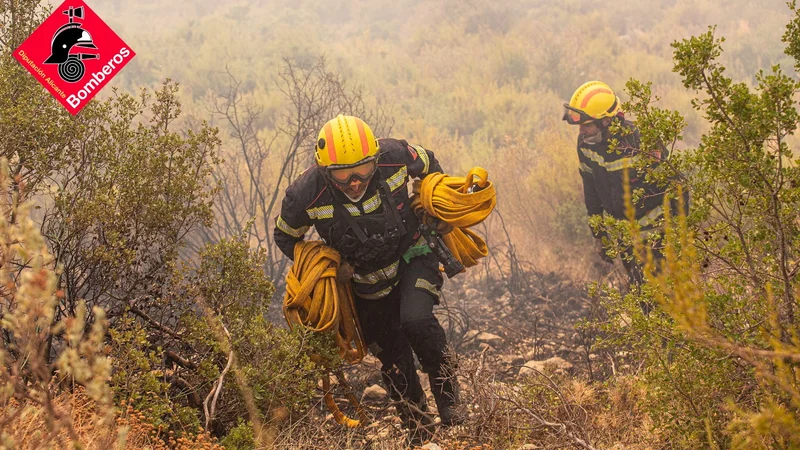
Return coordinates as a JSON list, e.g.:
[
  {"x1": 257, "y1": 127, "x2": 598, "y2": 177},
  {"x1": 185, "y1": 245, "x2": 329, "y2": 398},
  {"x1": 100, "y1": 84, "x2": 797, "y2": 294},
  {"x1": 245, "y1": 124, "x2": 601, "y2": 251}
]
[
  {"x1": 283, "y1": 241, "x2": 368, "y2": 428},
  {"x1": 282, "y1": 167, "x2": 496, "y2": 428},
  {"x1": 412, "y1": 167, "x2": 496, "y2": 267}
]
